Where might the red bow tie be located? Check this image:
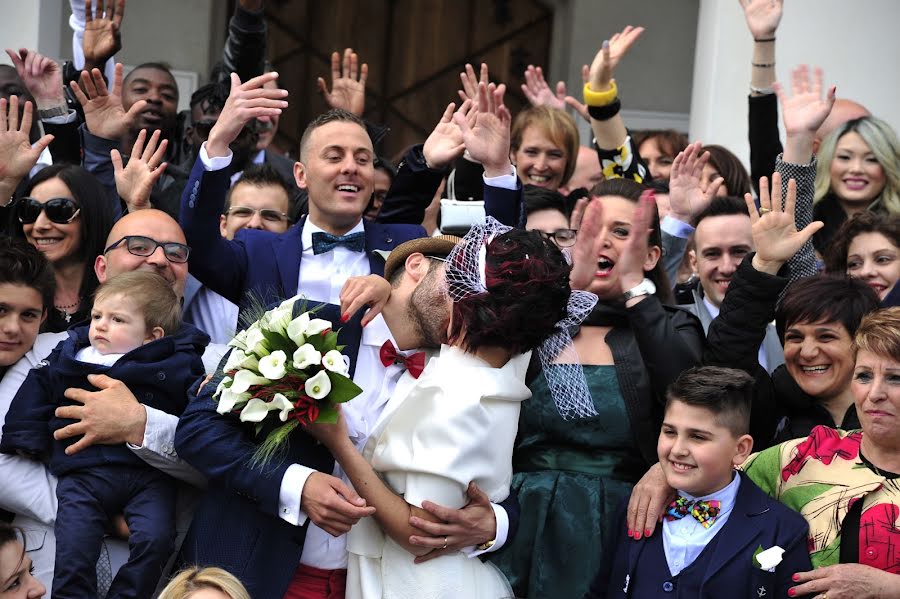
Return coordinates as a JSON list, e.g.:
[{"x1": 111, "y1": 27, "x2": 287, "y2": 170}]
[{"x1": 379, "y1": 340, "x2": 426, "y2": 379}]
